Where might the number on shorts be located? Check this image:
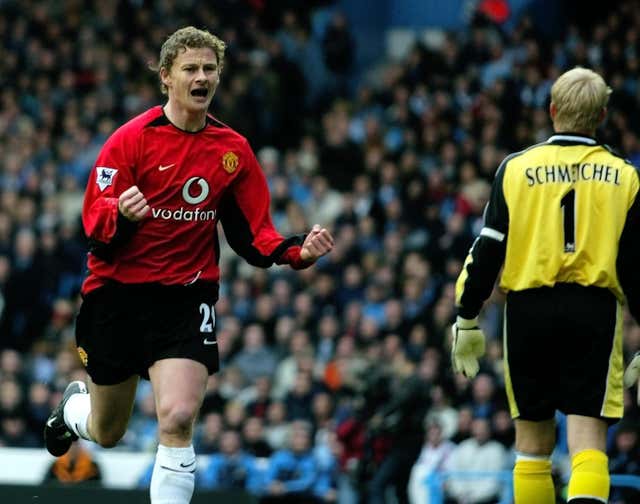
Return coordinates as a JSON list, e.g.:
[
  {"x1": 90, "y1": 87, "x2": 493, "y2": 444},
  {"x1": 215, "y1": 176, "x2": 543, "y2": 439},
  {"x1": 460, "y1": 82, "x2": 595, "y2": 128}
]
[{"x1": 199, "y1": 303, "x2": 216, "y2": 333}]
